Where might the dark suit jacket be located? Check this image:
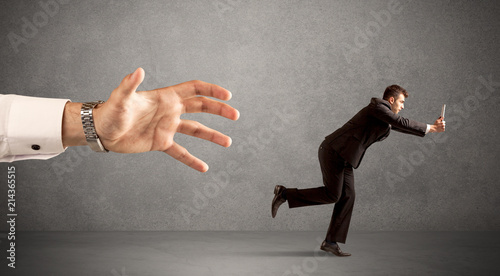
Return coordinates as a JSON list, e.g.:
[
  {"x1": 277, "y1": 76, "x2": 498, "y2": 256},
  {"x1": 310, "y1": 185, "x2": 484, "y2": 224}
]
[{"x1": 324, "y1": 98, "x2": 427, "y2": 169}]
